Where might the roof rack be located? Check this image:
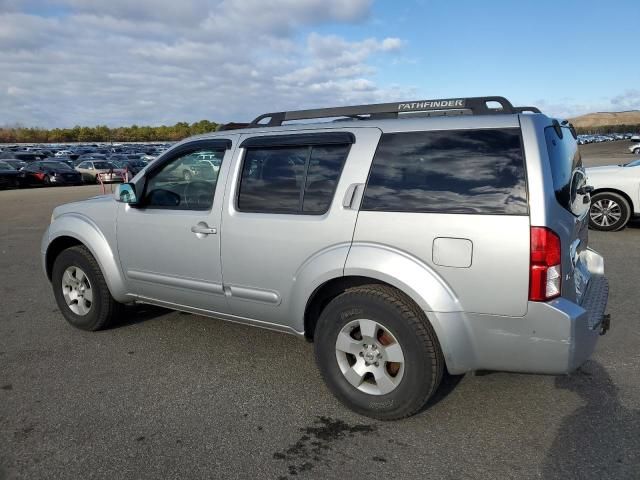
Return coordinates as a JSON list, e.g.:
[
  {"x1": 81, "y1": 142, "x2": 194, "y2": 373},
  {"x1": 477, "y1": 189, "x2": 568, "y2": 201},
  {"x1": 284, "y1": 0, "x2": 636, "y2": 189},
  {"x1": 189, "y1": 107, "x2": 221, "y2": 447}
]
[
  {"x1": 248, "y1": 96, "x2": 540, "y2": 127},
  {"x1": 217, "y1": 122, "x2": 251, "y2": 131}
]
